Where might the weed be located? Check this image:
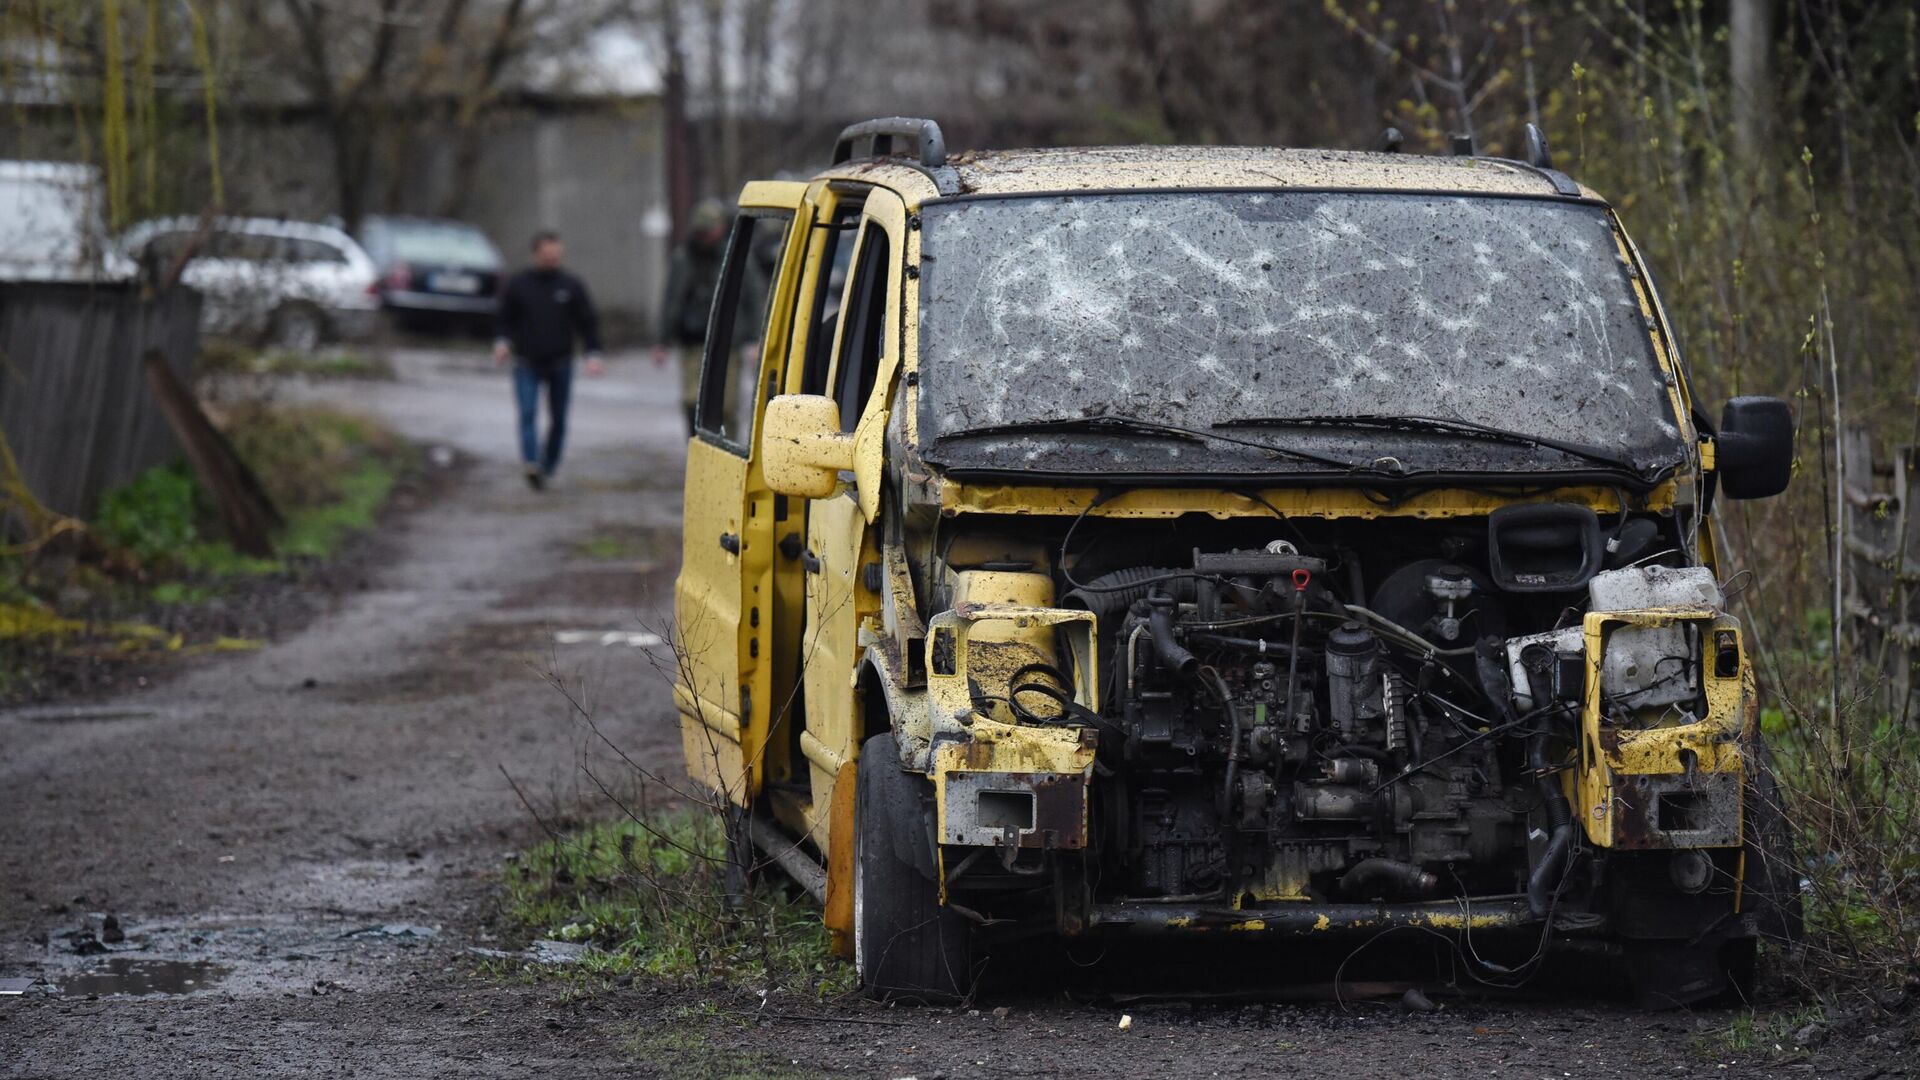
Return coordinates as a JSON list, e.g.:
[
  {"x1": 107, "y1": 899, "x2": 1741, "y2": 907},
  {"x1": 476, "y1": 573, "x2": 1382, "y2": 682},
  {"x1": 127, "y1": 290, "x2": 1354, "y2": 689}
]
[
  {"x1": 94, "y1": 462, "x2": 199, "y2": 560},
  {"x1": 1694, "y1": 1005, "x2": 1825, "y2": 1059},
  {"x1": 621, "y1": 1020, "x2": 831, "y2": 1080},
  {"x1": 277, "y1": 462, "x2": 396, "y2": 559},
  {"x1": 503, "y1": 812, "x2": 850, "y2": 1000},
  {"x1": 199, "y1": 343, "x2": 394, "y2": 381},
  {"x1": 576, "y1": 527, "x2": 670, "y2": 563}
]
